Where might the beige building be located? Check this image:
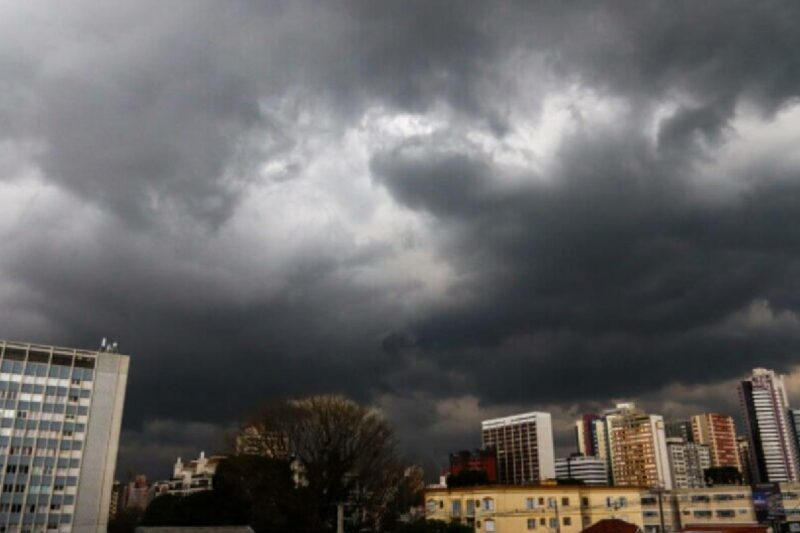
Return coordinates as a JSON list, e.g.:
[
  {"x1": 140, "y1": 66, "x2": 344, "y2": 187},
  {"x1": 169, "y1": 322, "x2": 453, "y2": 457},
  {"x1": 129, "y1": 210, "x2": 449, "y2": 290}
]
[
  {"x1": 426, "y1": 484, "x2": 759, "y2": 533},
  {"x1": 425, "y1": 485, "x2": 645, "y2": 533},
  {"x1": 606, "y1": 404, "x2": 672, "y2": 489},
  {"x1": 691, "y1": 413, "x2": 742, "y2": 471},
  {"x1": 641, "y1": 485, "x2": 757, "y2": 533}
]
